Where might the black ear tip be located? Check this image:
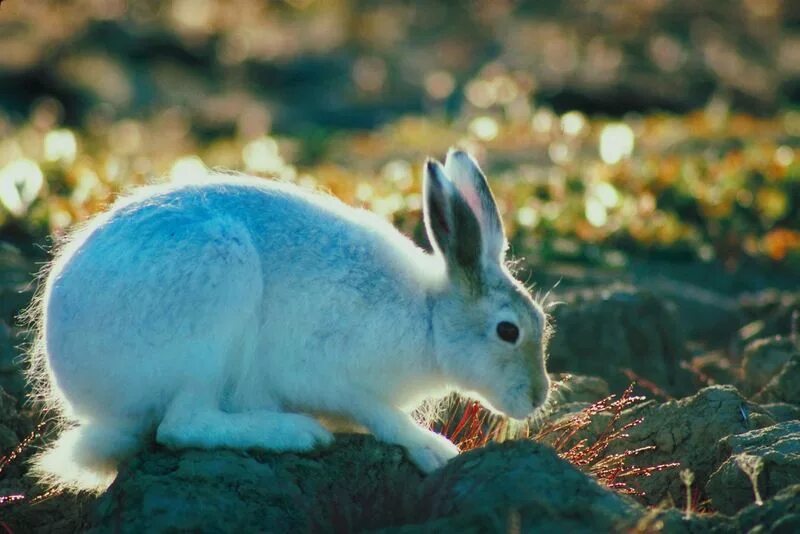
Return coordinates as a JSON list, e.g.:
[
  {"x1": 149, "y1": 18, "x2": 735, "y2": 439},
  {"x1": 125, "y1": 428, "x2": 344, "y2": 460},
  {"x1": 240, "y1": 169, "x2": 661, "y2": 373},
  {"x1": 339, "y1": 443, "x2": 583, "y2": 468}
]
[{"x1": 425, "y1": 158, "x2": 444, "y2": 177}]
